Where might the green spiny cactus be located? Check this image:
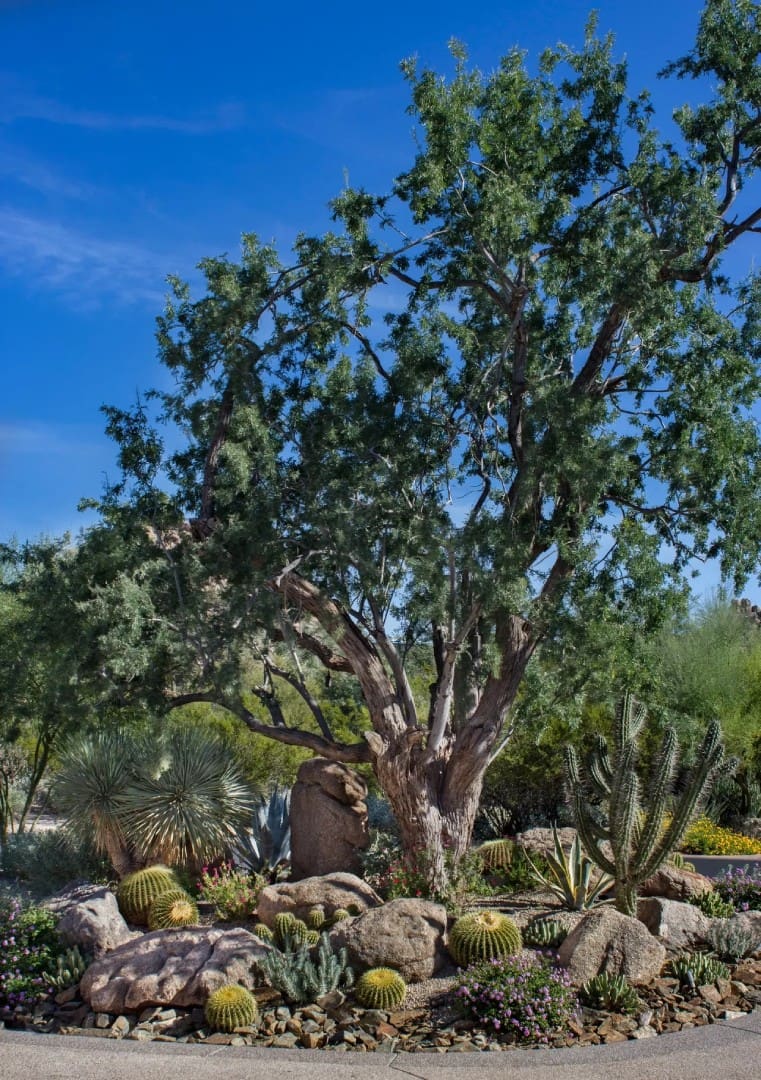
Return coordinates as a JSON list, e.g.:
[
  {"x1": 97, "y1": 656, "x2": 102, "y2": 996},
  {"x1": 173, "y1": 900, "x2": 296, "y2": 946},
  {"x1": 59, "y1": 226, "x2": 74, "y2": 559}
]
[
  {"x1": 42, "y1": 946, "x2": 89, "y2": 990},
  {"x1": 526, "y1": 826, "x2": 614, "y2": 910},
  {"x1": 477, "y1": 839, "x2": 514, "y2": 873},
  {"x1": 253, "y1": 922, "x2": 275, "y2": 943},
  {"x1": 565, "y1": 691, "x2": 724, "y2": 916},
  {"x1": 307, "y1": 906, "x2": 326, "y2": 930},
  {"x1": 668, "y1": 851, "x2": 697, "y2": 872},
  {"x1": 116, "y1": 865, "x2": 179, "y2": 925},
  {"x1": 260, "y1": 932, "x2": 354, "y2": 1004},
  {"x1": 204, "y1": 984, "x2": 258, "y2": 1032},
  {"x1": 521, "y1": 916, "x2": 567, "y2": 949},
  {"x1": 331, "y1": 908, "x2": 351, "y2": 923},
  {"x1": 147, "y1": 889, "x2": 199, "y2": 930},
  {"x1": 448, "y1": 910, "x2": 522, "y2": 967},
  {"x1": 355, "y1": 968, "x2": 407, "y2": 1010},
  {"x1": 273, "y1": 911, "x2": 297, "y2": 940},
  {"x1": 306, "y1": 929, "x2": 320, "y2": 946},
  {"x1": 580, "y1": 972, "x2": 640, "y2": 1013},
  {"x1": 275, "y1": 916, "x2": 310, "y2": 950}
]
